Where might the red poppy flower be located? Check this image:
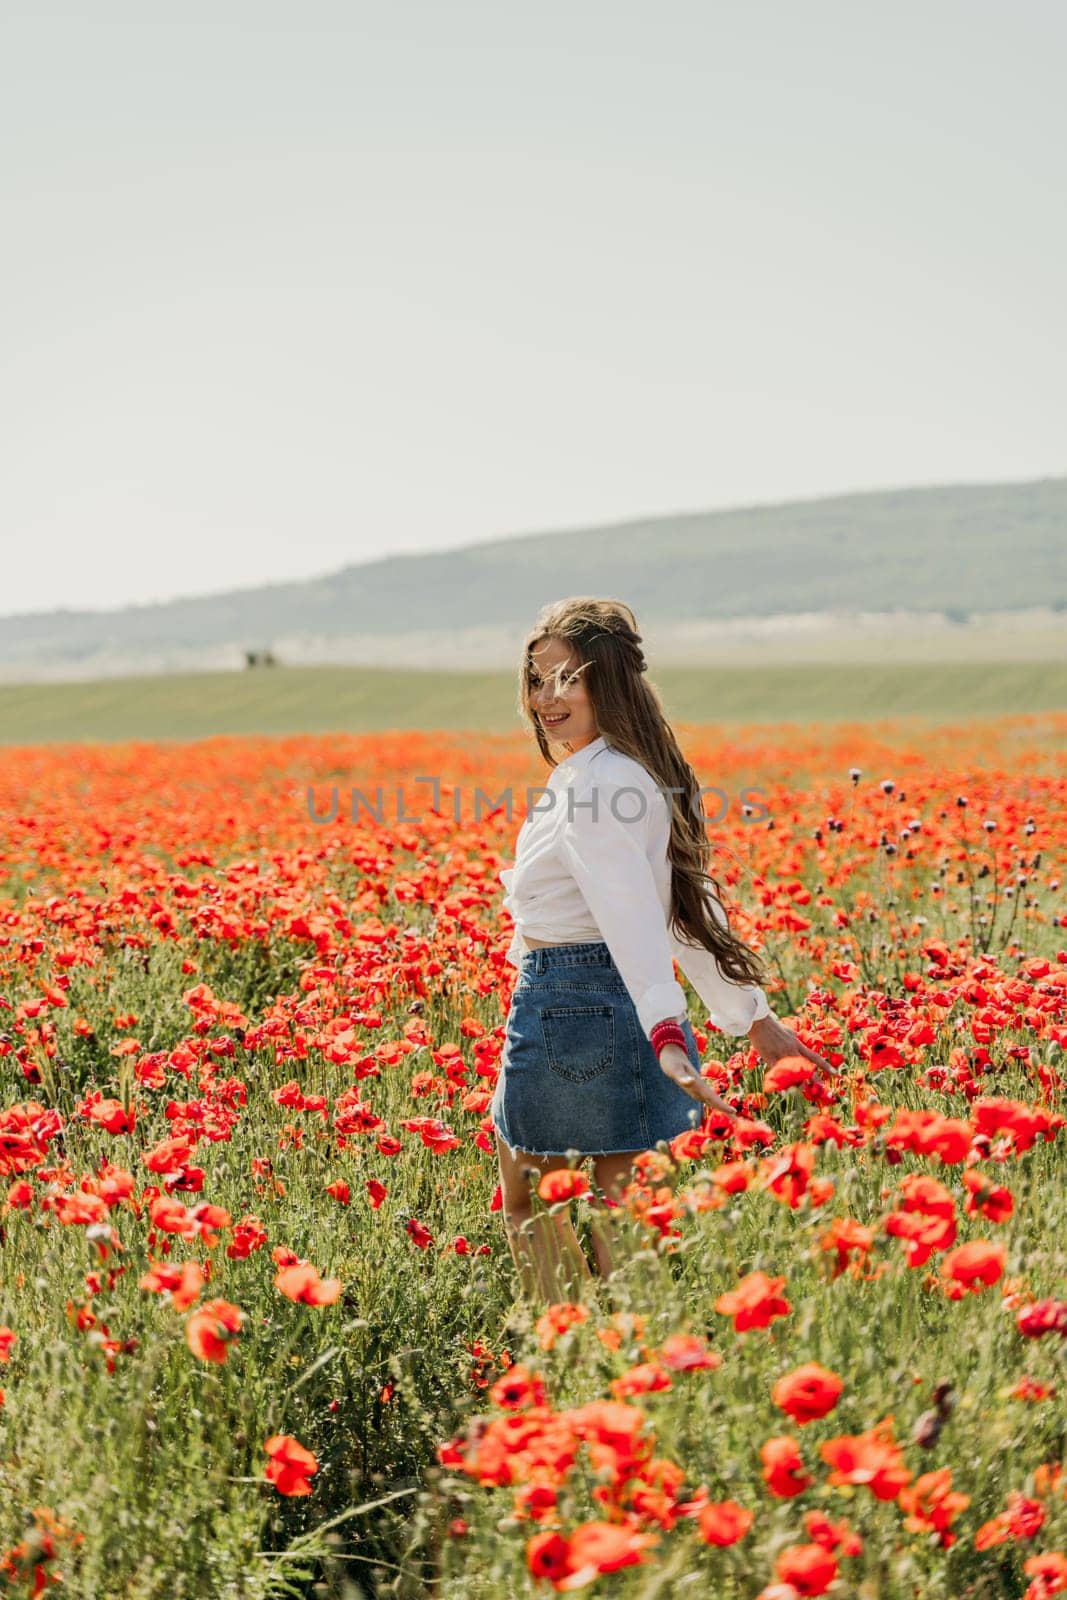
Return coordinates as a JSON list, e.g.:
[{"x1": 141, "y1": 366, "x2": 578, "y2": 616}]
[
  {"x1": 975, "y1": 1494, "x2": 1045, "y2": 1550},
  {"x1": 610, "y1": 1361, "x2": 672, "y2": 1399},
  {"x1": 1017, "y1": 1300, "x2": 1067, "y2": 1339},
  {"x1": 820, "y1": 1419, "x2": 912, "y2": 1501},
  {"x1": 711, "y1": 1161, "x2": 750, "y2": 1193},
  {"x1": 185, "y1": 1298, "x2": 244, "y2": 1364},
  {"x1": 941, "y1": 1240, "x2": 1005, "y2": 1293},
  {"x1": 405, "y1": 1217, "x2": 434, "y2": 1249},
  {"x1": 263, "y1": 1433, "x2": 319, "y2": 1496},
  {"x1": 274, "y1": 1262, "x2": 343, "y2": 1304},
  {"x1": 896, "y1": 1173, "x2": 956, "y2": 1219},
  {"x1": 526, "y1": 1519, "x2": 657, "y2": 1587},
  {"x1": 899, "y1": 1468, "x2": 970, "y2": 1547},
  {"x1": 761, "y1": 1436, "x2": 813, "y2": 1498},
  {"x1": 760, "y1": 1143, "x2": 817, "y2": 1208},
  {"x1": 697, "y1": 1499, "x2": 754, "y2": 1546},
  {"x1": 772, "y1": 1363, "x2": 844, "y2": 1425},
  {"x1": 962, "y1": 1168, "x2": 1014, "y2": 1222},
  {"x1": 489, "y1": 1364, "x2": 546, "y2": 1411},
  {"x1": 656, "y1": 1333, "x2": 721, "y2": 1371},
  {"x1": 716, "y1": 1271, "x2": 792, "y2": 1332},
  {"x1": 562, "y1": 1519, "x2": 658, "y2": 1577},
  {"x1": 763, "y1": 1056, "x2": 815, "y2": 1093},
  {"x1": 884, "y1": 1208, "x2": 957, "y2": 1267},
  {"x1": 526, "y1": 1530, "x2": 569, "y2": 1582},
  {"x1": 1022, "y1": 1552, "x2": 1067, "y2": 1598},
  {"x1": 775, "y1": 1542, "x2": 838, "y2": 1595},
  {"x1": 803, "y1": 1509, "x2": 862, "y2": 1556},
  {"x1": 817, "y1": 1216, "x2": 874, "y2": 1278},
  {"x1": 537, "y1": 1170, "x2": 591, "y2": 1203}
]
